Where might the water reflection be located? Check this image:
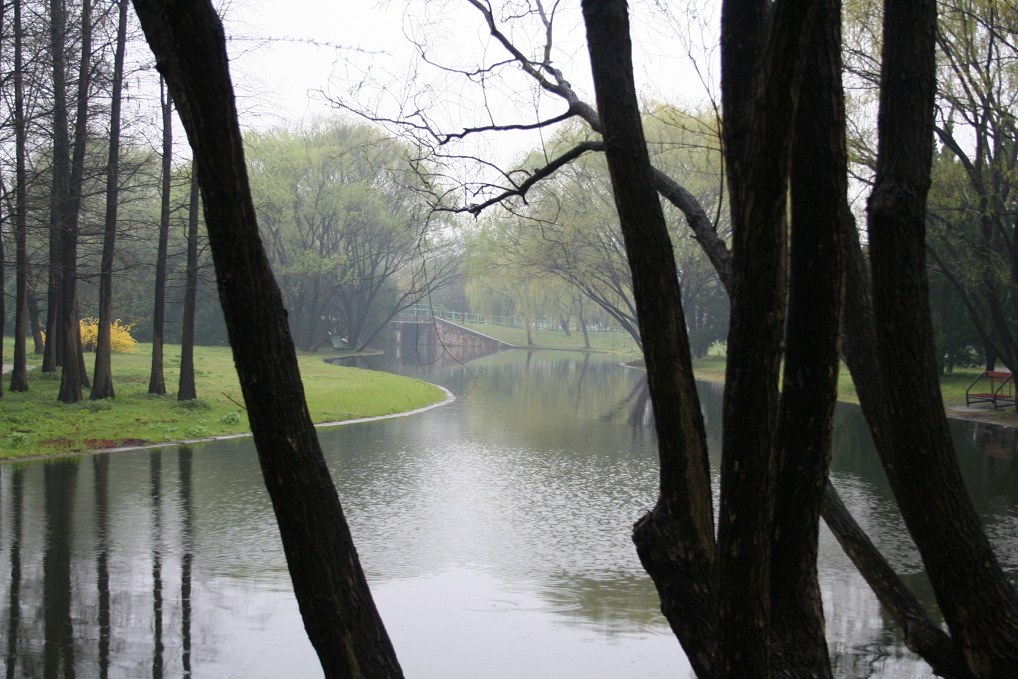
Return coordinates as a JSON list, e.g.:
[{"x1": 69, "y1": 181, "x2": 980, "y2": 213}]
[
  {"x1": 94, "y1": 456, "x2": 110, "y2": 679},
  {"x1": 44, "y1": 460, "x2": 76, "y2": 679},
  {"x1": 178, "y1": 448, "x2": 193, "y2": 678},
  {"x1": 4, "y1": 468, "x2": 23, "y2": 679},
  {"x1": 1, "y1": 349, "x2": 1016, "y2": 678}
]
